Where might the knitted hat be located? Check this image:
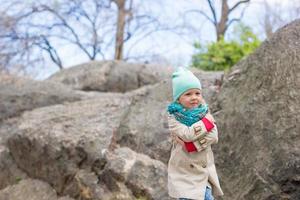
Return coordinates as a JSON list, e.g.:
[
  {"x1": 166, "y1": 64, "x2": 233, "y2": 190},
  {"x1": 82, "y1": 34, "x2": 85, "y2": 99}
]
[{"x1": 172, "y1": 67, "x2": 202, "y2": 101}]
